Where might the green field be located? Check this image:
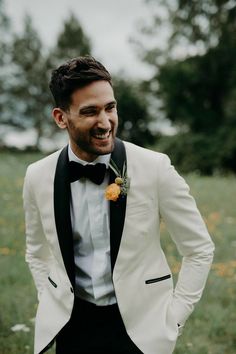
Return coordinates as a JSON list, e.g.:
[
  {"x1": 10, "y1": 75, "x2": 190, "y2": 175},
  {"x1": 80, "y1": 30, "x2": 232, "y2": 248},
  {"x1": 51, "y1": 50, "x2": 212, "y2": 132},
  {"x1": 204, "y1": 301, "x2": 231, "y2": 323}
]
[{"x1": 0, "y1": 151, "x2": 235, "y2": 354}]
